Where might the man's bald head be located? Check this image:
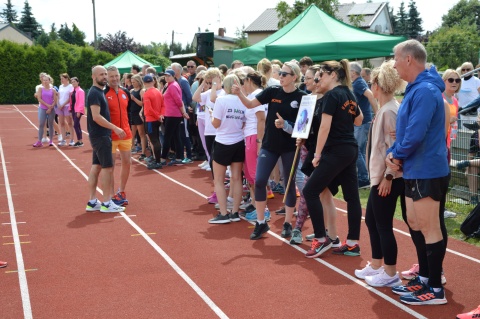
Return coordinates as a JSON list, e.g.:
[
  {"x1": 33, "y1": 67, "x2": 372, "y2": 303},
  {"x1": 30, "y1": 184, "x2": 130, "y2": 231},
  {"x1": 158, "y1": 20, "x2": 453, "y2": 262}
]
[{"x1": 92, "y1": 65, "x2": 108, "y2": 87}]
